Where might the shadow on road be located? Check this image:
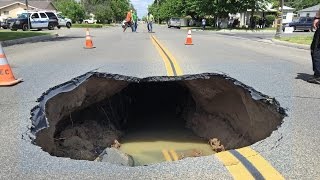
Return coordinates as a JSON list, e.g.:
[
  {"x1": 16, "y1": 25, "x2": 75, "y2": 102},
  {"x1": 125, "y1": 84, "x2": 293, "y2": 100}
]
[
  {"x1": 39, "y1": 36, "x2": 84, "y2": 43},
  {"x1": 296, "y1": 73, "x2": 314, "y2": 82}
]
